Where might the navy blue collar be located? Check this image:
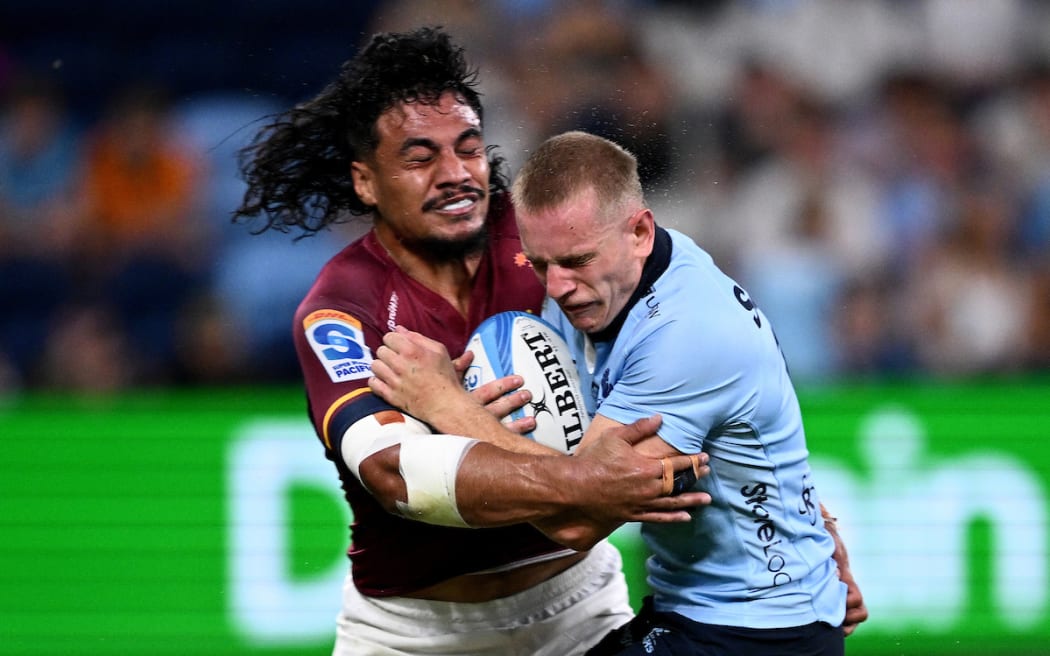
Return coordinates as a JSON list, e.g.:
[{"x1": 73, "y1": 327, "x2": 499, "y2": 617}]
[{"x1": 590, "y1": 226, "x2": 672, "y2": 343}]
